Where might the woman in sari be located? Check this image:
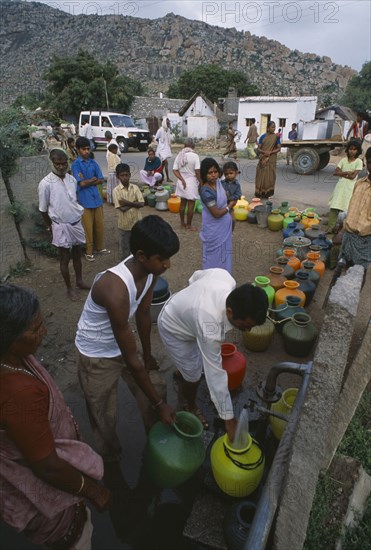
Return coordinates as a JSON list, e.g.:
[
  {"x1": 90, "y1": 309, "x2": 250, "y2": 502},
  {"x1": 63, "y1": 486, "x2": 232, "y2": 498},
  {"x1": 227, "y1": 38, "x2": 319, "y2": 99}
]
[
  {"x1": 199, "y1": 157, "x2": 233, "y2": 274},
  {"x1": 255, "y1": 121, "x2": 281, "y2": 199},
  {"x1": 224, "y1": 122, "x2": 238, "y2": 159},
  {"x1": 0, "y1": 284, "x2": 111, "y2": 548}
]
